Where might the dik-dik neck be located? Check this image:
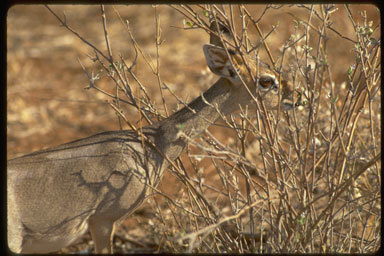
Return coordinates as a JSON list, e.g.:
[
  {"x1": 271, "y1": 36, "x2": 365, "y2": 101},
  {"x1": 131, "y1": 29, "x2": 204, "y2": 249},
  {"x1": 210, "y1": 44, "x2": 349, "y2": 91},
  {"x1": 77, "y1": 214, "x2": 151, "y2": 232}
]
[{"x1": 156, "y1": 78, "x2": 247, "y2": 160}]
